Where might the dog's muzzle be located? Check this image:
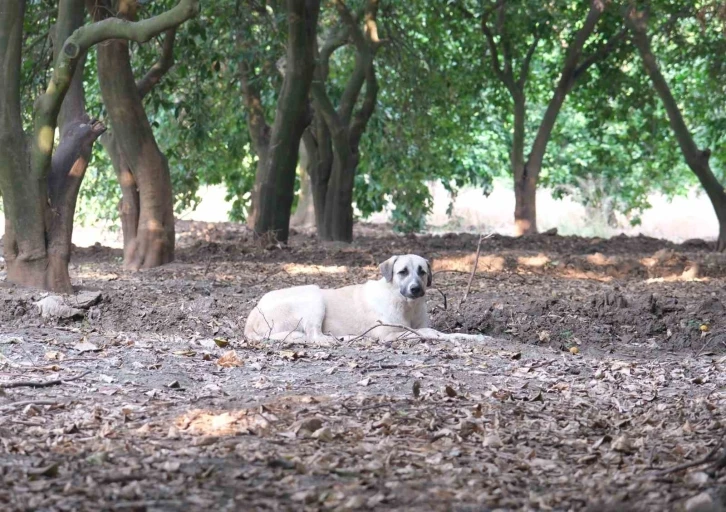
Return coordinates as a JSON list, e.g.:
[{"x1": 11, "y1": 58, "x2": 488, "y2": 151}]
[{"x1": 401, "y1": 281, "x2": 425, "y2": 299}]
